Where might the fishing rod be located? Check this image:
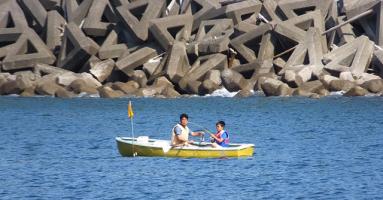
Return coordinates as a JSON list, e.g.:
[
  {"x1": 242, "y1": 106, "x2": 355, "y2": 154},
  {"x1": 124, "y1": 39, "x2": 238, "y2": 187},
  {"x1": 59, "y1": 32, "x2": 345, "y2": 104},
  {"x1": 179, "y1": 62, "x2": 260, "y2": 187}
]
[
  {"x1": 173, "y1": 121, "x2": 215, "y2": 144},
  {"x1": 188, "y1": 121, "x2": 220, "y2": 145},
  {"x1": 190, "y1": 122, "x2": 228, "y2": 157},
  {"x1": 188, "y1": 122, "x2": 215, "y2": 135},
  {"x1": 172, "y1": 121, "x2": 214, "y2": 134}
]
